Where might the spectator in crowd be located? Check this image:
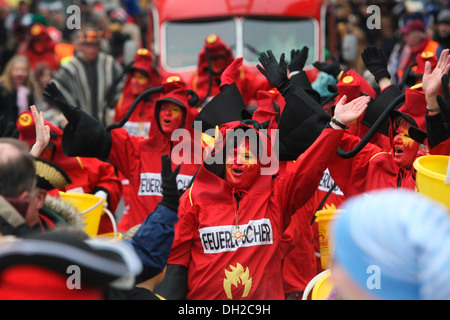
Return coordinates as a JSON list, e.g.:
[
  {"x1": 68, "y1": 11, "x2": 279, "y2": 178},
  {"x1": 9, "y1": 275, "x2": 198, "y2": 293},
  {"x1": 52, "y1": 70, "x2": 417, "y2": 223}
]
[
  {"x1": 51, "y1": 27, "x2": 124, "y2": 124},
  {"x1": 392, "y1": 19, "x2": 443, "y2": 85},
  {"x1": 0, "y1": 55, "x2": 34, "y2": 123},
  {"x1": 434, "y1": 9, "x2": 450, "y2": 51},
  {"x1": 0, "y1": 137, "x2": 42, "y2": 233}
]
